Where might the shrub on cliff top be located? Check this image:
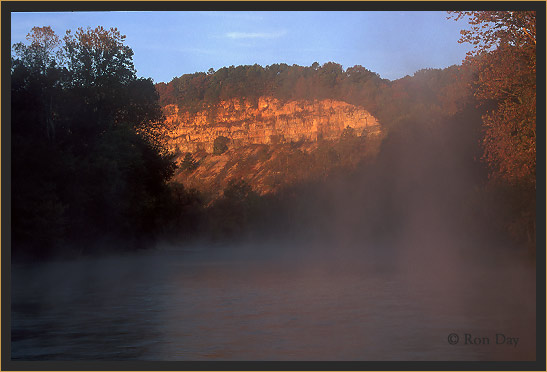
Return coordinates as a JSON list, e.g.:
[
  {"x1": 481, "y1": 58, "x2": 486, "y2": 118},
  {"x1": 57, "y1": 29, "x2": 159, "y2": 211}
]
[{"x1": 213, "y1": 136, "x2": 230, "y2": 155}]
